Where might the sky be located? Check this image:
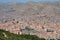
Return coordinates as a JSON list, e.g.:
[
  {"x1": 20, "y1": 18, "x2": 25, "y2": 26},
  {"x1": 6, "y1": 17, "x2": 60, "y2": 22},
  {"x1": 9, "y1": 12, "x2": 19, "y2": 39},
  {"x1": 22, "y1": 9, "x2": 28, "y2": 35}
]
[{"x1": 0, "y1": 0, "x2": 60, "y2": 2}]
